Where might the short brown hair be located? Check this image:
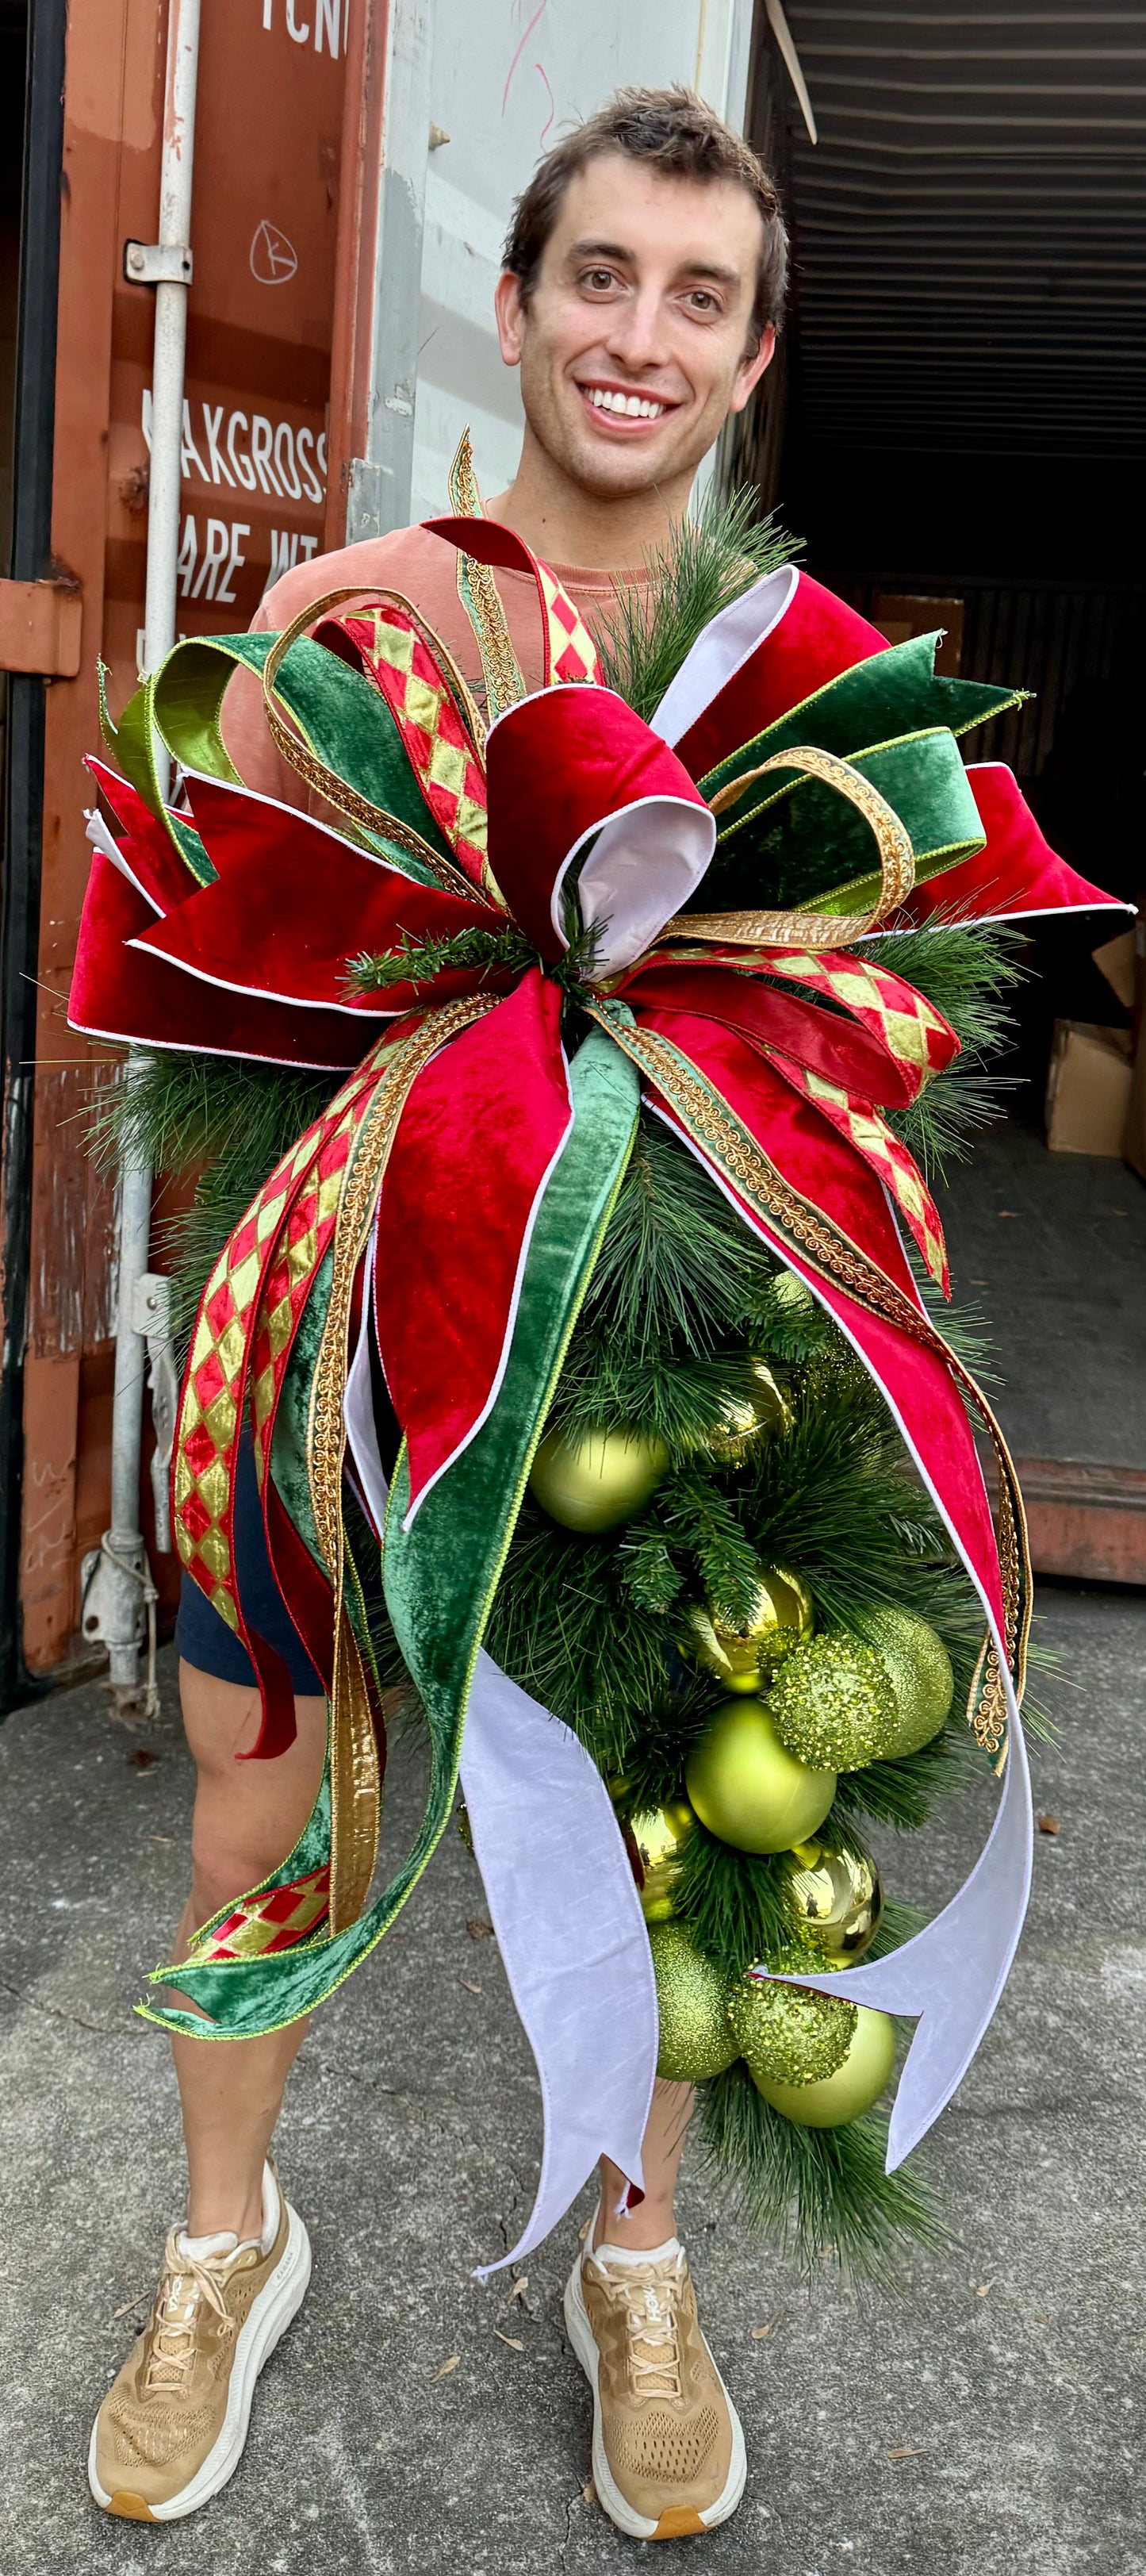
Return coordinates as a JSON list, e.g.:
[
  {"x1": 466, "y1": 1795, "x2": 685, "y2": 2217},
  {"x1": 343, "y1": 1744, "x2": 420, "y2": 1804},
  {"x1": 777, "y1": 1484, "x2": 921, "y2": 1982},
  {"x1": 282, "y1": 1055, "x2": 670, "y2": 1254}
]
[{"x1": 503, "y1": 86, "x2": 788, "y2": 352}]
